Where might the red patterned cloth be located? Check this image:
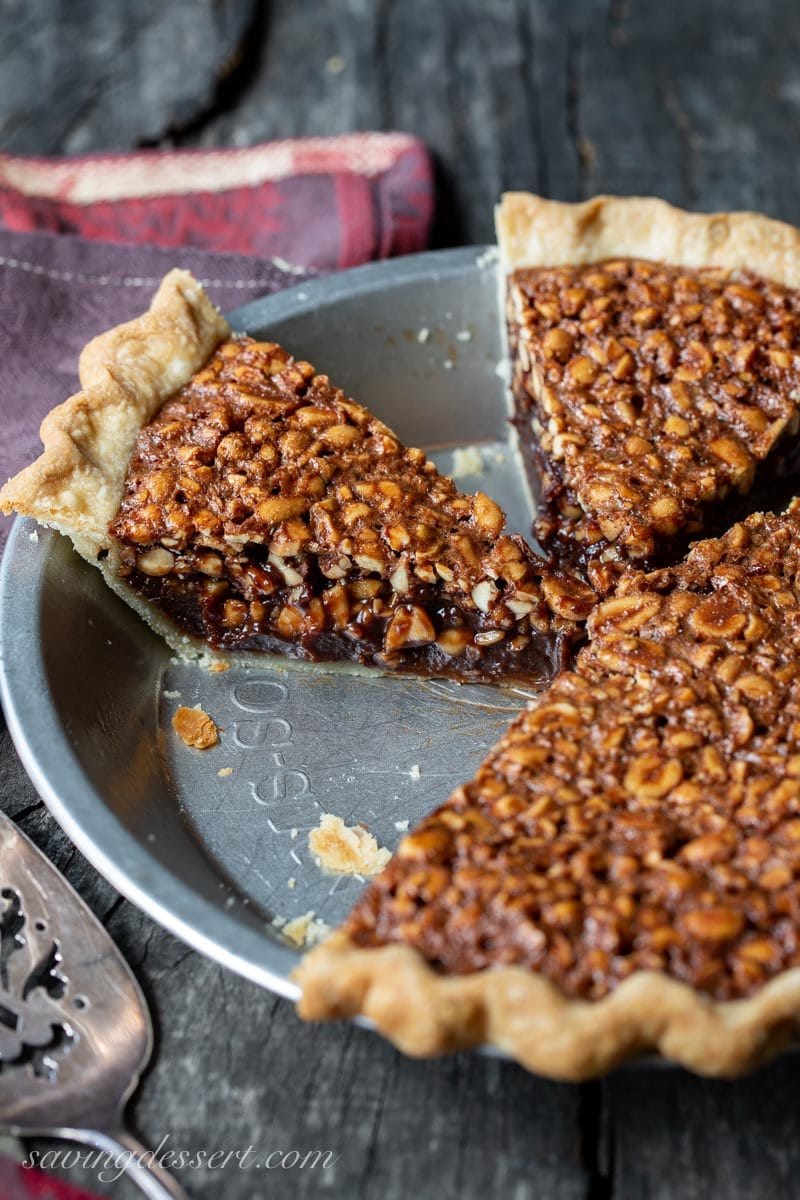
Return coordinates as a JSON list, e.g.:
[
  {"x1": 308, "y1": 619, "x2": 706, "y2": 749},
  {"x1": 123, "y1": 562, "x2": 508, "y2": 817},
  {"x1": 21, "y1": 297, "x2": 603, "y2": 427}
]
[
  {"x1": 0, "y1": 133, "x2": 433, "y2": 268},
  {"x1": 1, "y1": 1155, "x2": 100, "y2": 1200}
]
